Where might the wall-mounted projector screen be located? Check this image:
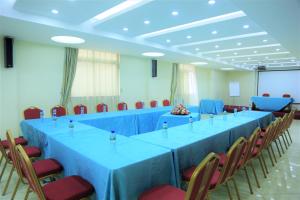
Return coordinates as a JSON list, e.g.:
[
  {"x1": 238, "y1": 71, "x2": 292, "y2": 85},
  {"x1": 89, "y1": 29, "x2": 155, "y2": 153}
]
[{"x1": 258, "y1": 70, "x2": 300, "y2": 103}]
